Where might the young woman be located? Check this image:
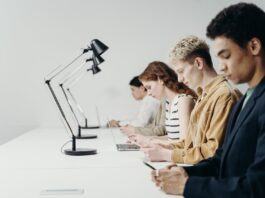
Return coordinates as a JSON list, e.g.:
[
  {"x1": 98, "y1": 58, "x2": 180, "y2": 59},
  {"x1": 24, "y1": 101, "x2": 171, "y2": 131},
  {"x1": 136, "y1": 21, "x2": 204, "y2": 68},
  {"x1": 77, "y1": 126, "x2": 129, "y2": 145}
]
[
  {"x1": 122, "y1": 61, "x2": 196, "y2": 144},
  {"x1": 108, "y1": 76, "x2": 160, "y2": 127}
]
